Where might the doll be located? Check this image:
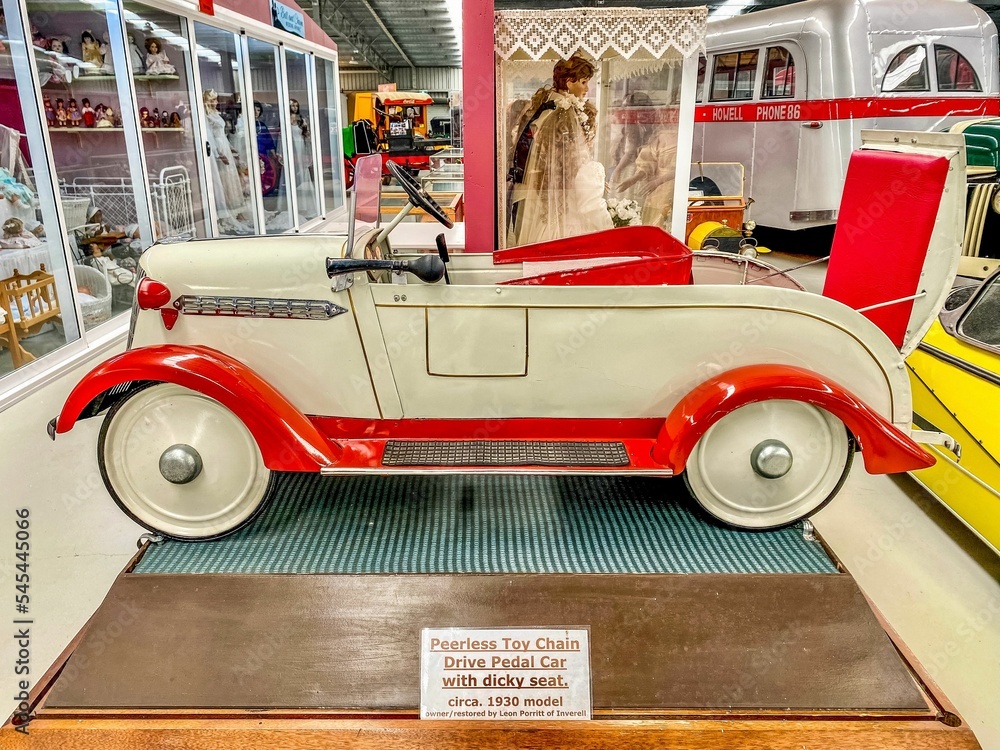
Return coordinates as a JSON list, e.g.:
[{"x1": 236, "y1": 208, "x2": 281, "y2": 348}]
[
  {"x1": 67, "y1": 98, "x2": 82, "y2": 126},
  {"x1": 0, "y1": 168, "x2": 33, "y2": 207},
  {"x1": 138, "y1": 106, "x2": 152, "y2": 128},
  {"x1": 508, "y1": 55, "x2": 610, "y2": 245},
  {"x1": 152, "y1": 107, "x2": 161, "y2": 127},
  {"x1": 99, "y1": 32, "x2": 114, "y2": 74},
  {"x1": 30, "y1": 24, "x2": 47, "y2": 50},
  {"x1": 44, "y1": 97, "x2": 55, "y2": 127},
  {"x1": 169, "y1": 112, "x2": 182, "y2": 128},
  {"x1": 54, "y1": 98, "x2": 68, "y2": 127},
  {"x1": 128, "y1": 34, "x2": 145, "y2": 73},
  {"x1": 80, "y1": 30, "x2": 103, "y2": 74},
  {"x1": 160, "y1": 109, "x2": 169, "y2": 128},
  {"x1": 81, "y1": 98, "x2": 95, "y2": 127},
  {"x1": 46, "y1": 37, "x2": 79, "y2": 82},
  {"x1": 0, "y1": 218, "x2": 41, "y2": 250},
  {"x1": 95, "y1": 104, "x2": 113, "y2": 128},
  {"x1": 144, "y1": 37, "x2": 176, "y2": 75}
]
